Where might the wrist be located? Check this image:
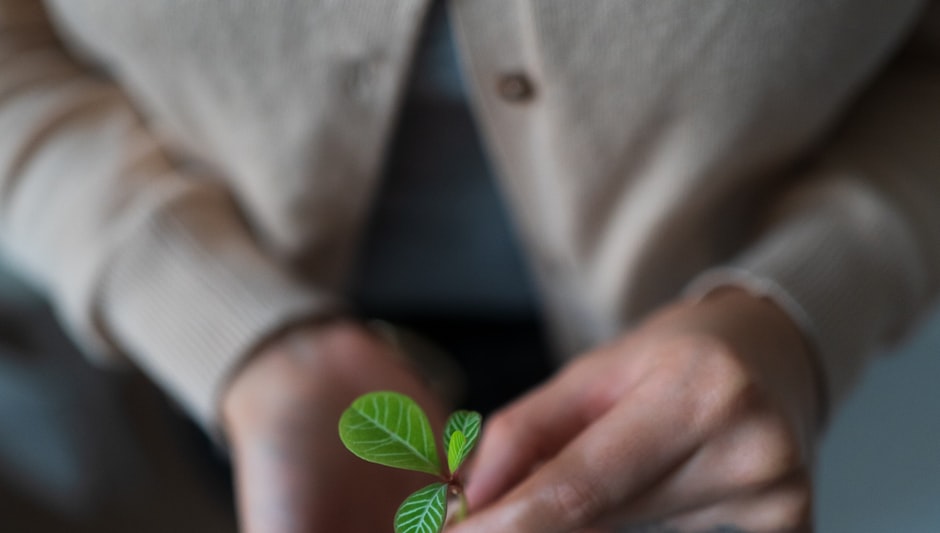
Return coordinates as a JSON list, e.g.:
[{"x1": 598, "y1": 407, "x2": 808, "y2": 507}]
[
  {"x1": 648, "y1": 288, "x2": 824, "y2": 455},
  {"x1": 220, "y1": 318, "x2": 368, "y2": 439},
  {"x1": 726, "y1": 289, "x2": 823, "y2": 450},
  {"x1": 700, "y1": 288, "x2": 824, "y2": 429},
  {"x1": 220, "y1": 318, "x2": 447, "y2": 444}
]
